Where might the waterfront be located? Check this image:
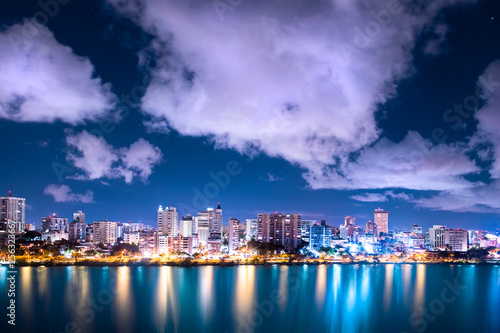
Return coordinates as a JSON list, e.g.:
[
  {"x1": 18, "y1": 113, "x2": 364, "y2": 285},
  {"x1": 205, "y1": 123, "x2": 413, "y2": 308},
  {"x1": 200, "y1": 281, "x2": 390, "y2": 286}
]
[{"x1": 1, "y1": 264, "x2": 499, "y2": 332}]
